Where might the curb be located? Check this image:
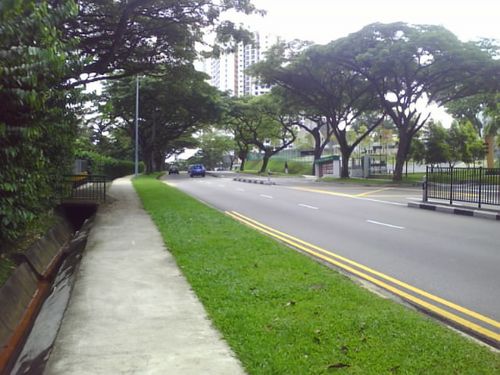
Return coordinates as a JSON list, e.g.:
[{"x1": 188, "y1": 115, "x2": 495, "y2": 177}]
[
  {"x1": 0, "y1": 216, "x2": 93, "y2": 374},
  {"x1": 233, "y1": 177, "x2": 276, "y2": 185},
  {"x1": 408, "y1": 202, "x2": 500, "y2": 221}
]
